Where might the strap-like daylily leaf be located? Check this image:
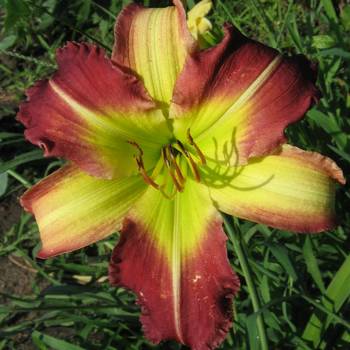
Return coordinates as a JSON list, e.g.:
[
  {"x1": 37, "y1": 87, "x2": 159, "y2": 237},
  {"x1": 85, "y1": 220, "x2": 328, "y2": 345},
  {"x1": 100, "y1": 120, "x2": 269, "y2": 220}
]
[
  {"x1": 204, "y1": 145, "x2": 345, "y2": 233},
  {"x1": 21, "y1": 164, "x2": 147, "y2": 258},
  {"x1": 109, "y1": 176, "x2": 239, "y2": 349},
  {"x1": 171, "y1": 25, "x2": 319, "y2": 166},
  {"x1": 18, "y1": 43, "x2": 171, "y2": 180},
  {"x1": 112, "y1": 0, "x2": 196, "y2": 106}
]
